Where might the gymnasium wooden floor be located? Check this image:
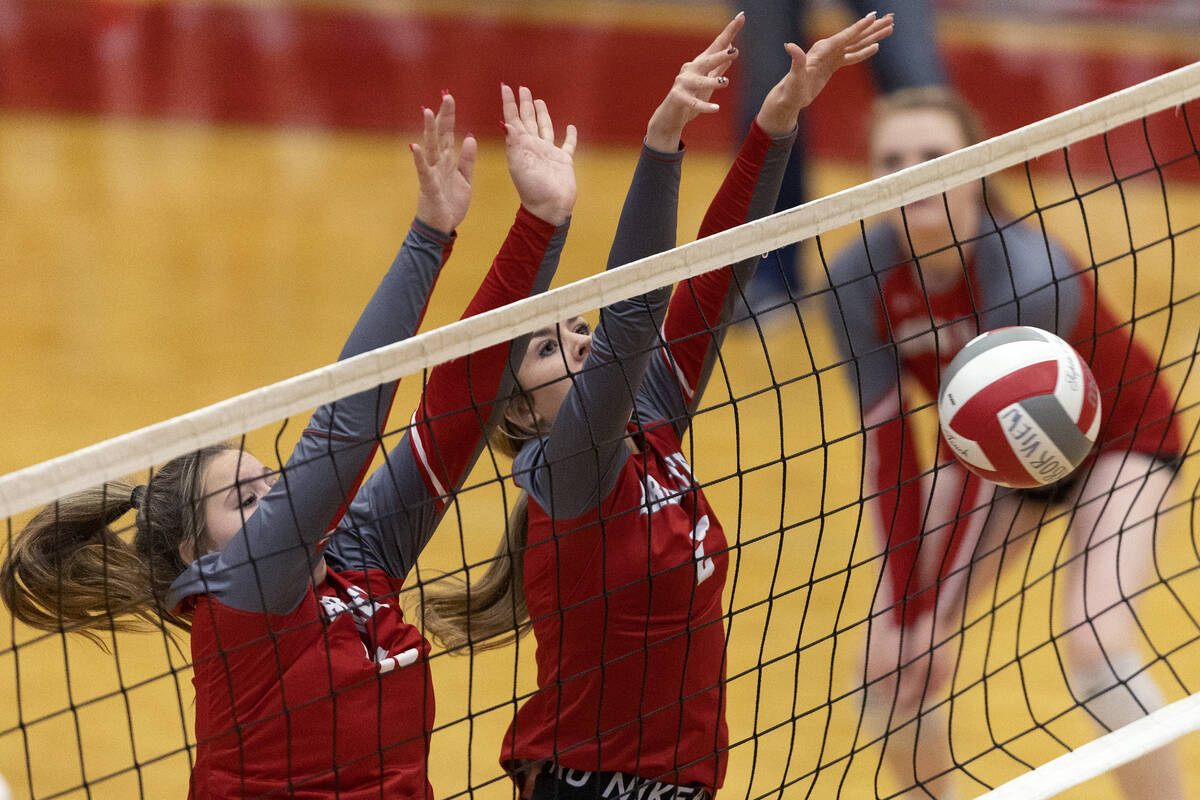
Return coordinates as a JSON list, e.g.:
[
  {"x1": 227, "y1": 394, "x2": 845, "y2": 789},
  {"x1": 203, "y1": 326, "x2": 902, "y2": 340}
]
[{"x1": 2, "y1": 1, "x2": 1199, "y2": 798}]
